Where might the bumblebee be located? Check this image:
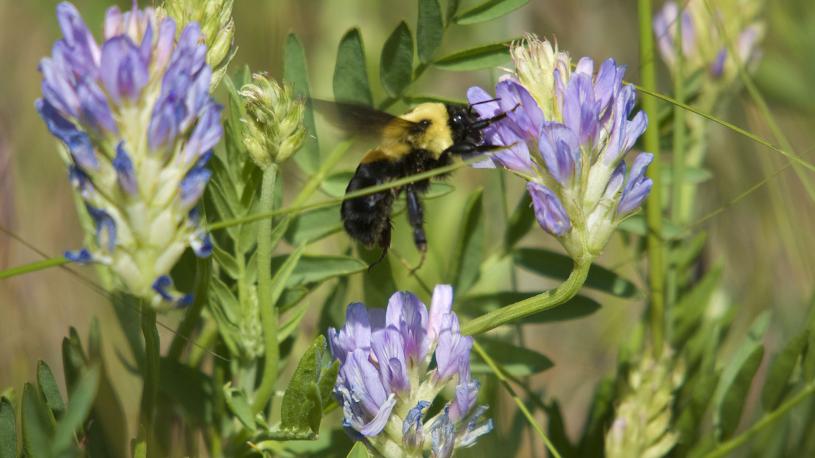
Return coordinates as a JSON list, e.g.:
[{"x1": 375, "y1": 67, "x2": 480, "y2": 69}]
[{"x1": 314, "y1": 99, "x2": 508, "y2": 269}]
